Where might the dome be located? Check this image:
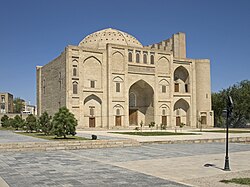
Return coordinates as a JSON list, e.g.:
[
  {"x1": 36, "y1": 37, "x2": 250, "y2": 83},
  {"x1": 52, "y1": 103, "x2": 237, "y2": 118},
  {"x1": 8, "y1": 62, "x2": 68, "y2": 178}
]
[{"x1": 78, "y1": 28, "x2": 143, "y2": 49}]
